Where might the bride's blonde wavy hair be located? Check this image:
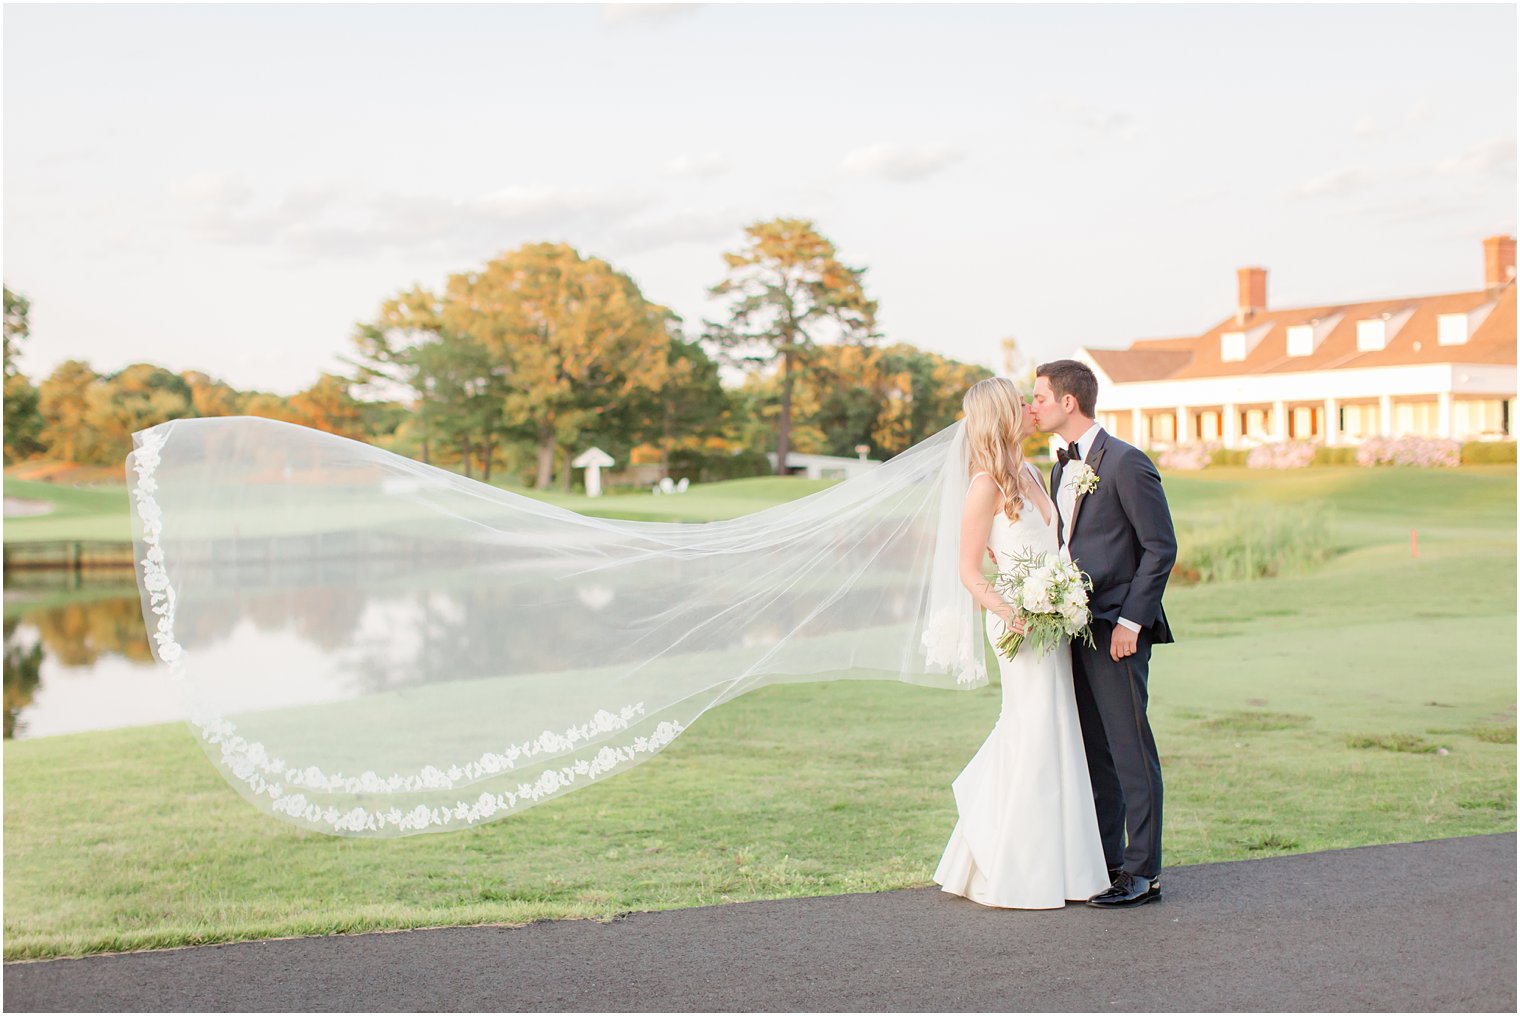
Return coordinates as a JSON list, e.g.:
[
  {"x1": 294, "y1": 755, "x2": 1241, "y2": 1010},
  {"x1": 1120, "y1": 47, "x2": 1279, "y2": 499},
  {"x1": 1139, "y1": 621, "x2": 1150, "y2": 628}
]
[{"x1": 962, "y1": 377, "x2": 1026, "y2": 523}]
